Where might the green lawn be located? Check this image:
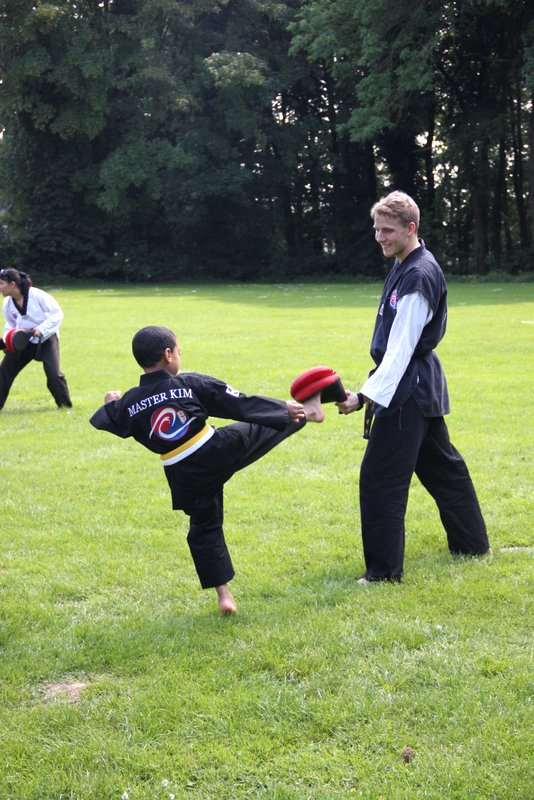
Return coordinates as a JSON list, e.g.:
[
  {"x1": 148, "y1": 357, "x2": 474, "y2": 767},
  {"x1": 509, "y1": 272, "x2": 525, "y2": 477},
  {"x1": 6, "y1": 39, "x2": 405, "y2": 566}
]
[{"x1": 1, "y1": 282, "x2": 532, "y2": 800}]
